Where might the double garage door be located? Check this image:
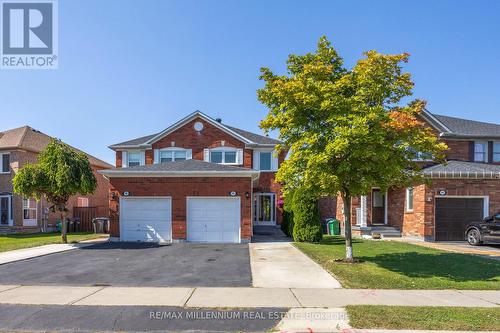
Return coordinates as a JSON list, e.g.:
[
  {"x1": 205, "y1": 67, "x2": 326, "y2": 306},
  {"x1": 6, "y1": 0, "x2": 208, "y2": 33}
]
[
  {"x1": 435, "y1": 197, "x2": 485, "y2": 241},
  {"x1": 120, "y1": 197, "x2": 240, "y2": 243}
]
